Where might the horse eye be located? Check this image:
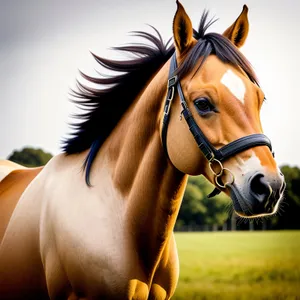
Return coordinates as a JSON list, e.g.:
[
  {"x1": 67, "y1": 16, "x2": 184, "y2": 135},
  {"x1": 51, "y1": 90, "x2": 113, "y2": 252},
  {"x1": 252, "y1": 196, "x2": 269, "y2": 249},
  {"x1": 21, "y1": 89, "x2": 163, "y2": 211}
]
[{"x1": 194, "y1": 98, "x2": 214, "y2": 115}]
